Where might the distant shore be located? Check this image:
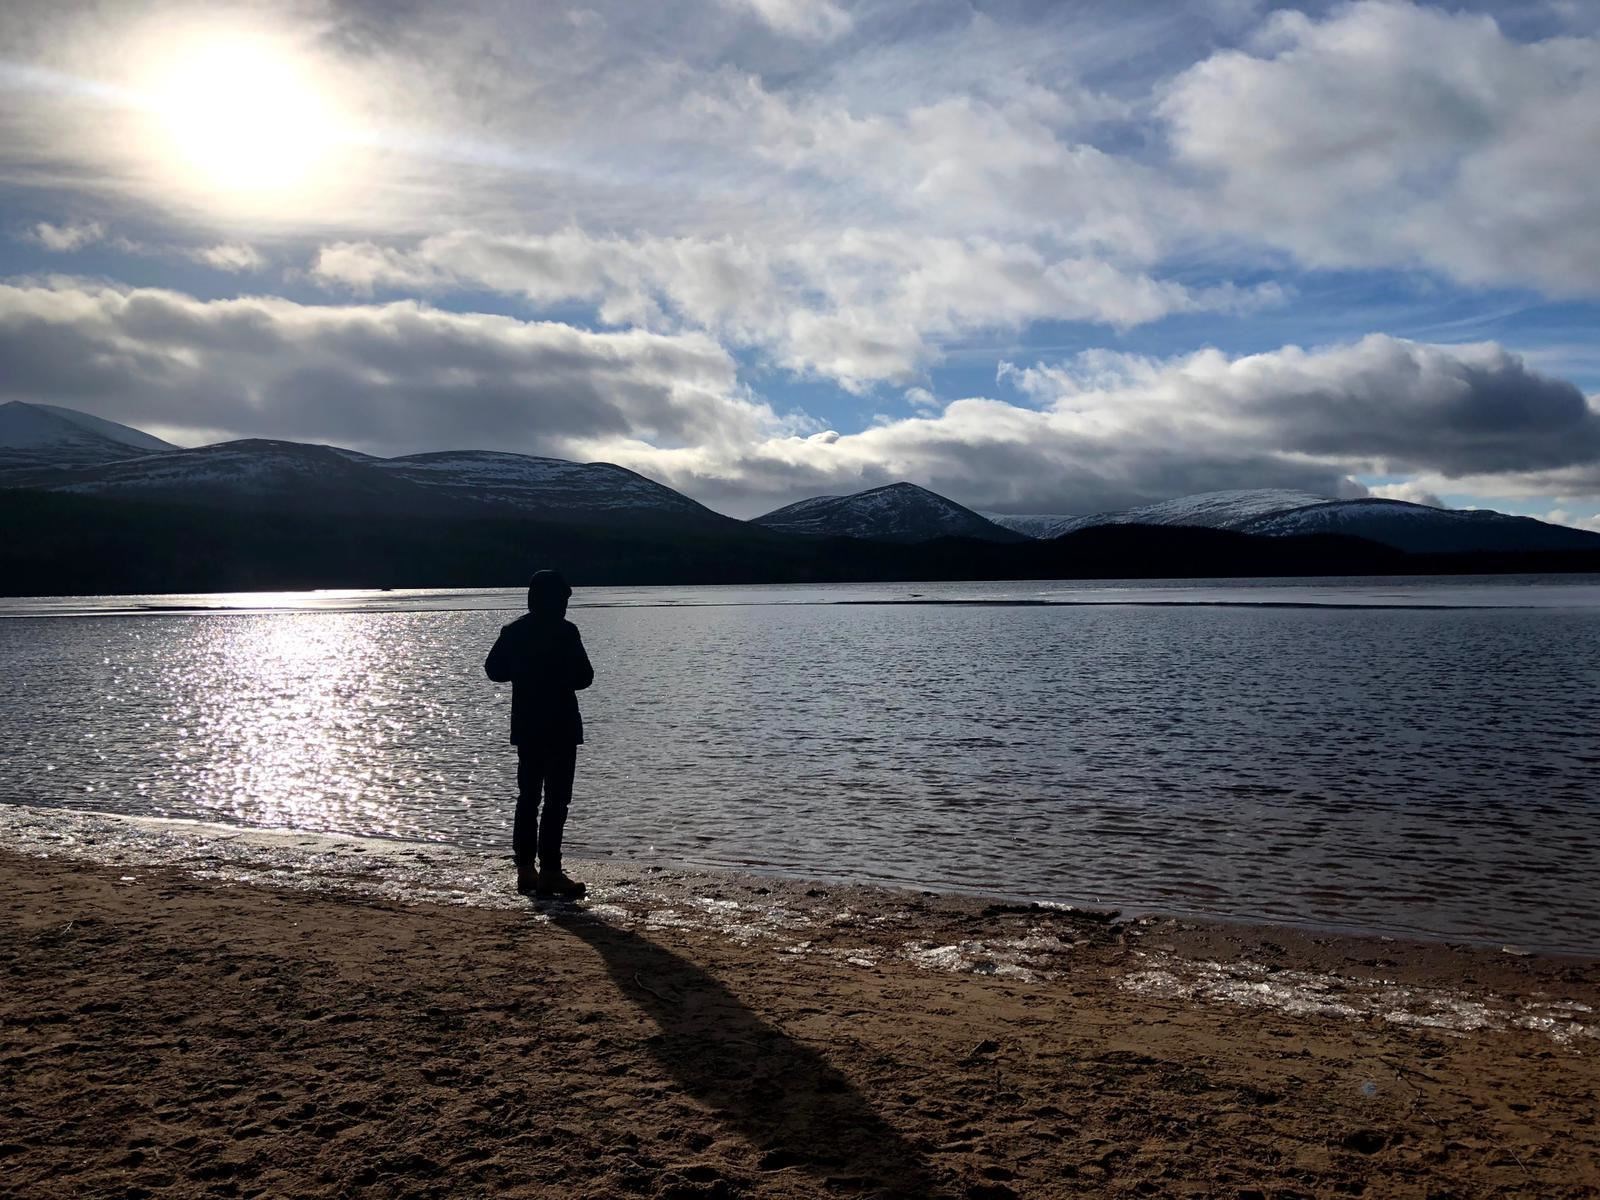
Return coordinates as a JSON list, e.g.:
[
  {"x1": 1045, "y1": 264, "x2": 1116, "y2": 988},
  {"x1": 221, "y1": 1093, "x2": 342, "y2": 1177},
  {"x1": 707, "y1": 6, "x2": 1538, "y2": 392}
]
[{"x1": 3, "y1": 850, "x2": 1596, "y2": 1198}]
